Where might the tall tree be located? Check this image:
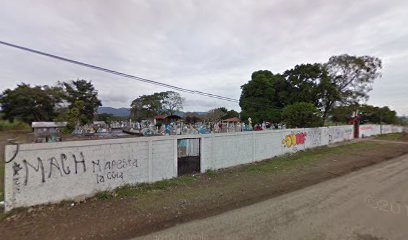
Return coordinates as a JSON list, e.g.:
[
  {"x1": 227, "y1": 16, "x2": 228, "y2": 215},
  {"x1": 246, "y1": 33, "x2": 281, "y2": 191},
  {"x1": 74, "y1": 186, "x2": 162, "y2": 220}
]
[
  {"x1": 239, "y1": 70, "x2": 290, "y2": 123},
  {"x1": 61, "y1": 80, "x2": 102, "y2": 126},
  {"x1": 326, "y1": 54, "x2": 382, "y2": 105},
  {"x1": 130, "y1": 93, "x2": 163, "y2": 121},
  {"x1": 222, "y1": 109, "x2": 240, "y2": 120},
  {"x1": 283, "y1": 64, "x2": 322, "y2": 106},
  {"x1": 205, "y1": 108, "x2": 227, "y2": 122},
  {"x1": 0, "y1": 83, "x2": 63, "y2": 123},
  {"x1": 130, "y1": 91, "x2": 184, "y2": 120},
  {"x1": 331, "y1": 104, "x2": 398, "y2": 124},
  {"x1": 239, "y1": 55, "x2": 382, "y2": 124},
  {"x1": 161, "y1": 91, "x2": 184, "y2": 115}
]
